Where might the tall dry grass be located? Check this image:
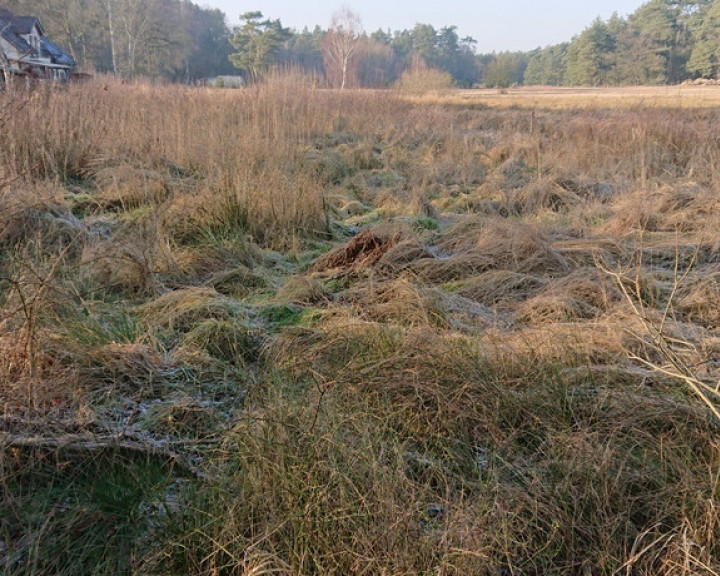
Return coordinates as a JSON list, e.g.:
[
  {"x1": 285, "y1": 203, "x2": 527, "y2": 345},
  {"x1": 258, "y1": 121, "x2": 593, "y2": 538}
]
[{"x1": 0, "y1": 76, "x2": 405, "y2": 249}]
